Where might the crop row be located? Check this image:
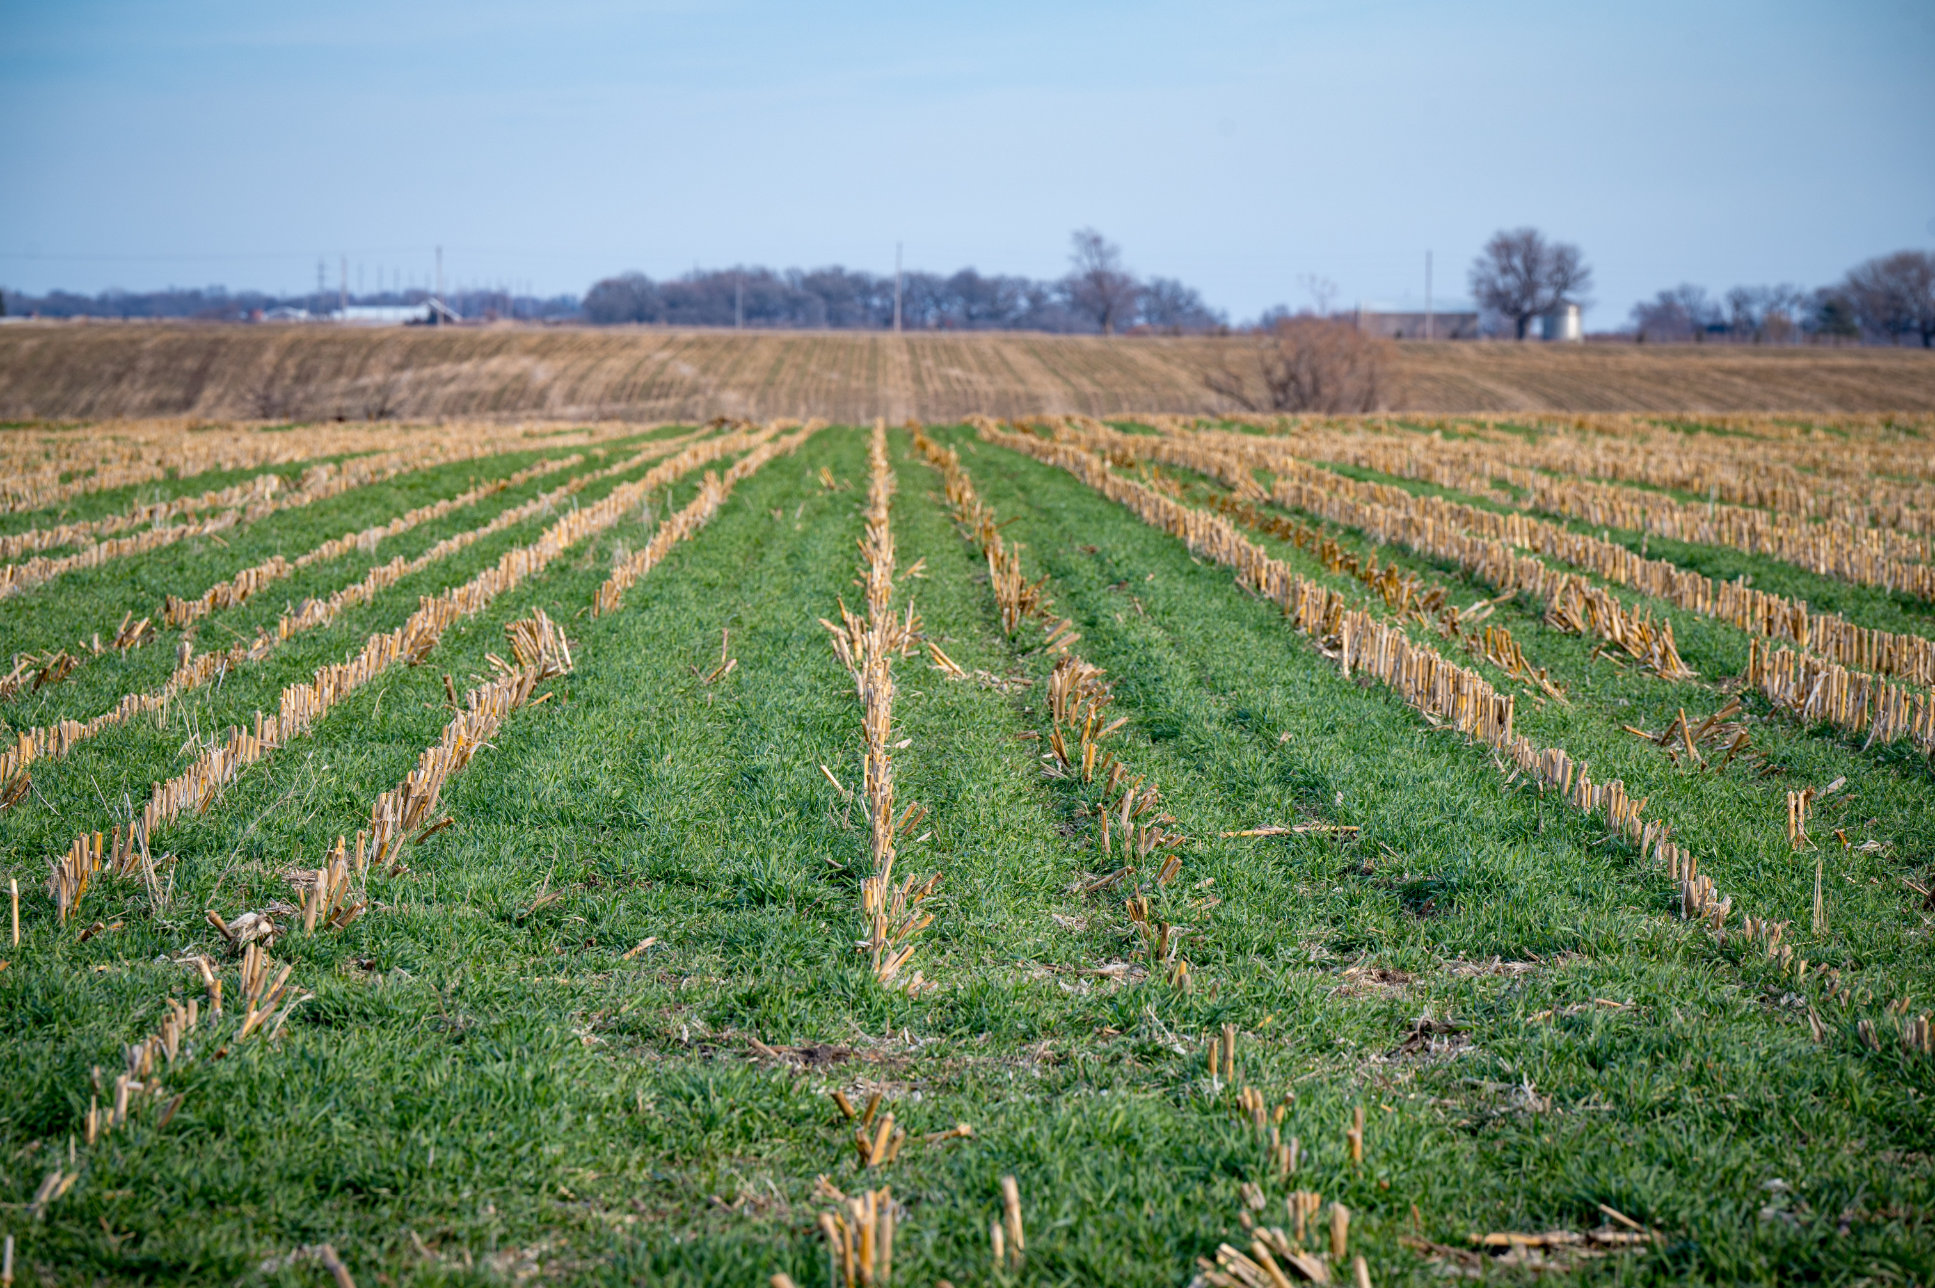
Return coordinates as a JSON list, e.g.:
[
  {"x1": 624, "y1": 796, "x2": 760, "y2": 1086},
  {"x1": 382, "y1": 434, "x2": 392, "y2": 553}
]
[
  {"x1": 980, "y1": 421, "x2": 1775, "y2": 935},
  {"x1": 1279, "y1": 422, "x2": 1935, "y2": 596},
  {"x1": 1170, "y1": 422, "x2": 1935, "y2": 690},
  {"x1": 160, "y1": 450, "x2": 588, "y2": 629},
  {"x1": 982, "y1": 419, "x2": 1935, "y2": 1062},
  {"x1": 1279, "y1": 411, "x2": 1935, "y2": 530},
  {"x1": 32, "y1": 418, "x2": 823, "y2": 1216},
  {"x1": 824, "y1": 422, "x2": 935, "y2": 990},
  {"x1": 0, "y1": 417, "x2": 639, "y2": 515},
  {"x1": 0, "y1": 429, "x2": 600, "y2": 600},
  {"x1": 38, "y1": 423, "x2": 778, "y2": 911},
  {"x1": 1073, "y1": 416, "x2": 1935, "y2": 765},
  {"x1": 597, "y1": 421, "x2": 821, "y2": 615},
  {"x1": 0, "y1": 433, "x2": 713, "y2": 806},
  {"x1": 913, "y1": 429, "x2": 1188, "y2": 977},
  {"x1": 1054, "y1": 417, "x2": 1695, "y2": 683},
  {"x1": 0, "y1": 471, "x2": 284, "y2": 562}
]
